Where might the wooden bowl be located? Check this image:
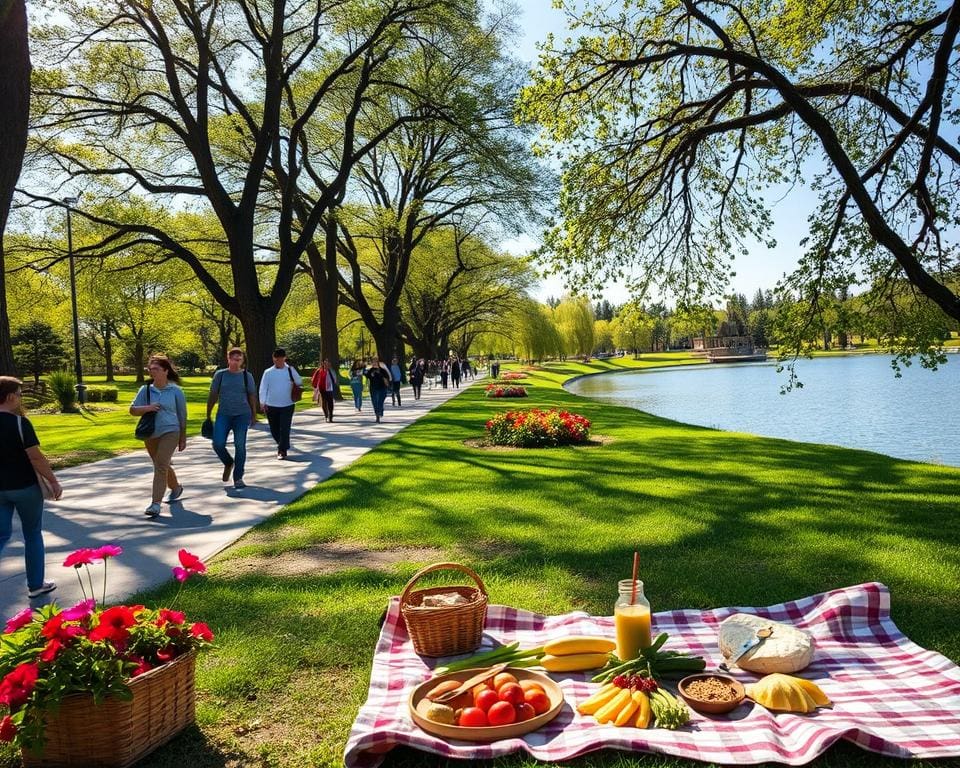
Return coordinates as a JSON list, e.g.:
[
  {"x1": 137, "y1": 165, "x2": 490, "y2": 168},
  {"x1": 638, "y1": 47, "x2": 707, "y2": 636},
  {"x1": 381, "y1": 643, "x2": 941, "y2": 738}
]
[
  {"x1": 408, "y1": 668, "x2": 563, "y2": 742},
  {"x1": 678, "y1": 673, "x2": 746, "y2": 714}
]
